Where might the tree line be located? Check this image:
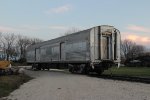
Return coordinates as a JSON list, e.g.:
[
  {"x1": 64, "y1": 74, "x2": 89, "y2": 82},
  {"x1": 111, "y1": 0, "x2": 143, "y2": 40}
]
[
  {"x1": 121, "y1": 39, "x2": 145, "y2": 61},
  {"x1": 0, "y1": 32, "x2": 149, "y2": 67},
  {"x1": 121, "y1": 39, "x2": 150, "y2": 67},
  {"x1": 0, "y1": 32, "x2": 43, "y2": 61},
  {"x1": 0, "y1": 28, "x2": 80, "y2": 62}
]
